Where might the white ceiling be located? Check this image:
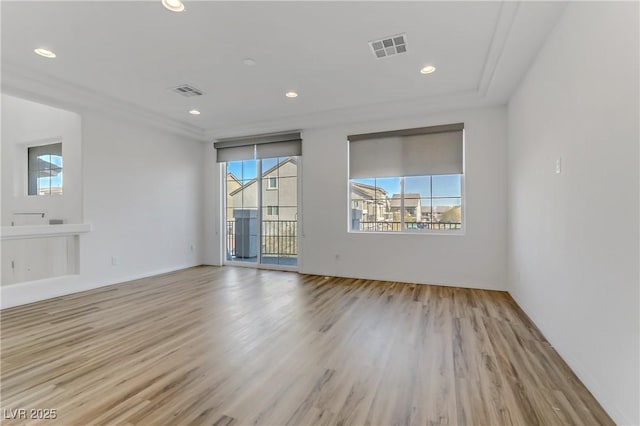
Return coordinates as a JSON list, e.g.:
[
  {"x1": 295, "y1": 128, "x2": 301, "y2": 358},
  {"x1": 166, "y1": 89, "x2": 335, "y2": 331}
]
[{"x1": 1, "y1": 1, "x2": 566, "y2": 139}]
